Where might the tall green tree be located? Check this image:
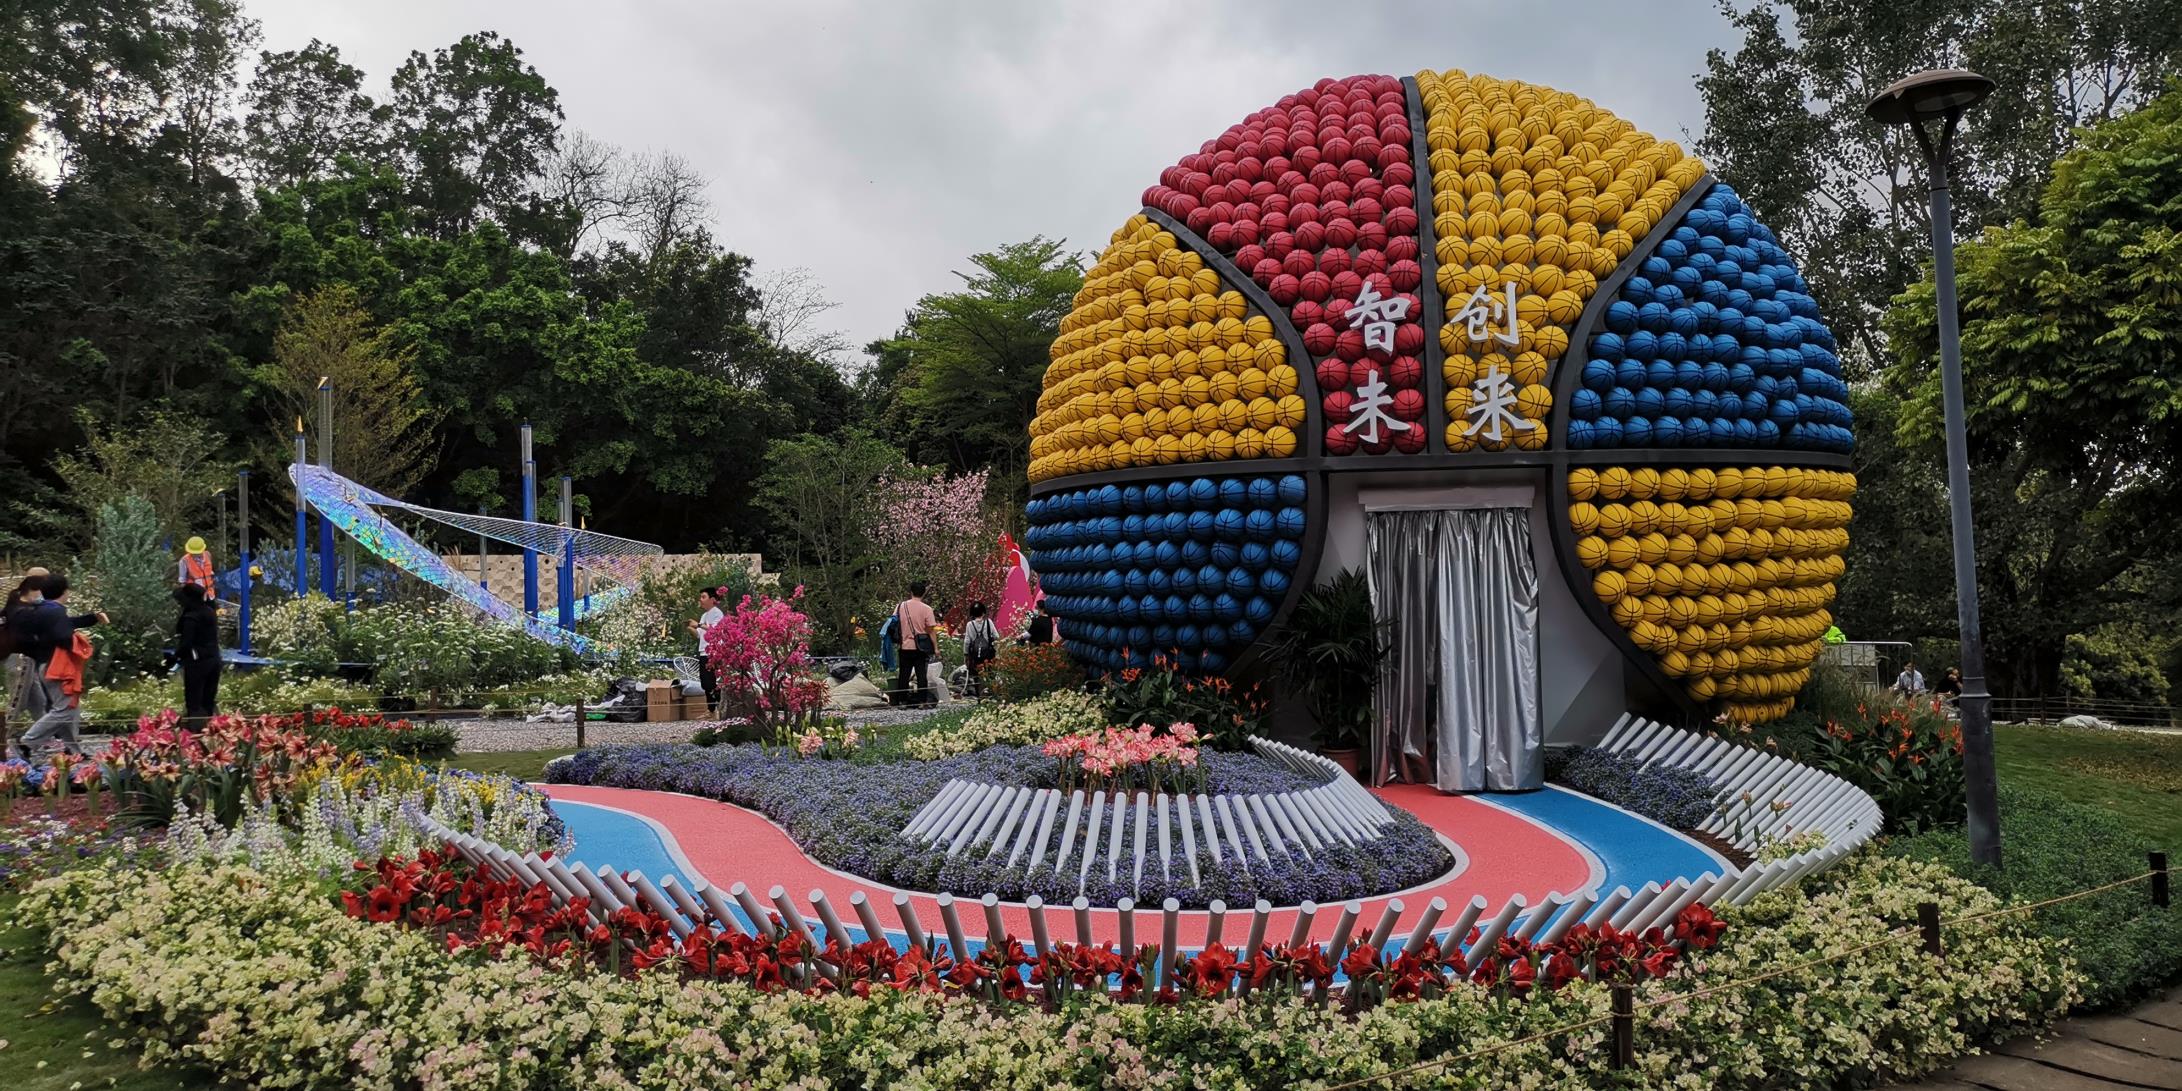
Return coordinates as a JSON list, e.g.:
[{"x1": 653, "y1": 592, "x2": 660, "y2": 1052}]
[
  {"x1": 755, "y1": 429, "x2": 907, "y2": 647},
  {"x1": 1878, "y1": 82, "x2": 2182, "y2": 697},
  {"x1": 242, "y1": 39, "x2": 385, "y2": 189},
  {"x1": 257, "y1": 283, "x2": 439, "y2": 496},
  {"x1": 48, "y1": 409, "x2": 236, "y2": 546},
  {"x1": 1696, "y1": 0, "x2": 2182, "y2": 372},
  {"x1": 868, "y1": 237, "x2": 1083, "y2": 501},
  {"x1": 387, "y1": 31, "x2": 561, "y2": 241}
]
